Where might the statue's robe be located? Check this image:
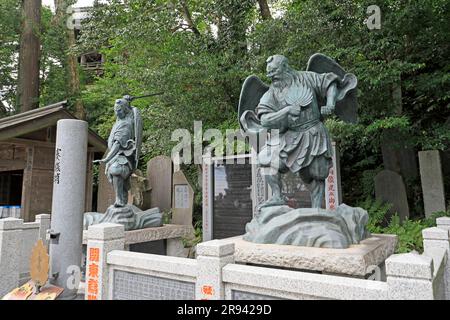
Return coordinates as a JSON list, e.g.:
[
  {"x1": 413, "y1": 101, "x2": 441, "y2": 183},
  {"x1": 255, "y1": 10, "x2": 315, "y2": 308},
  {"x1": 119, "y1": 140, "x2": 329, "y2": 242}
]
[
  {"x1": 254, "y1": 71, "x2": 341, "y2": 174},
  {"x1": 106, "y1": 118, "x2": 136, "y2": 179}
]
